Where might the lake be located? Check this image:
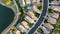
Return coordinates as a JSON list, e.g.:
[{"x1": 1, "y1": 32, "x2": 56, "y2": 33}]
[{"x1": 0, "y1": 4, "x2": 14, "y2": 33}]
